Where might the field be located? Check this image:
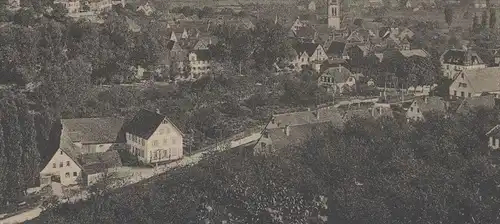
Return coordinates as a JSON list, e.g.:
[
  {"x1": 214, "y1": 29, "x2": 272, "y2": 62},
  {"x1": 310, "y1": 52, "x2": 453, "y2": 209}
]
[{"x1": 385, "y1": 7, "x2": 490, "y2": 29}]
